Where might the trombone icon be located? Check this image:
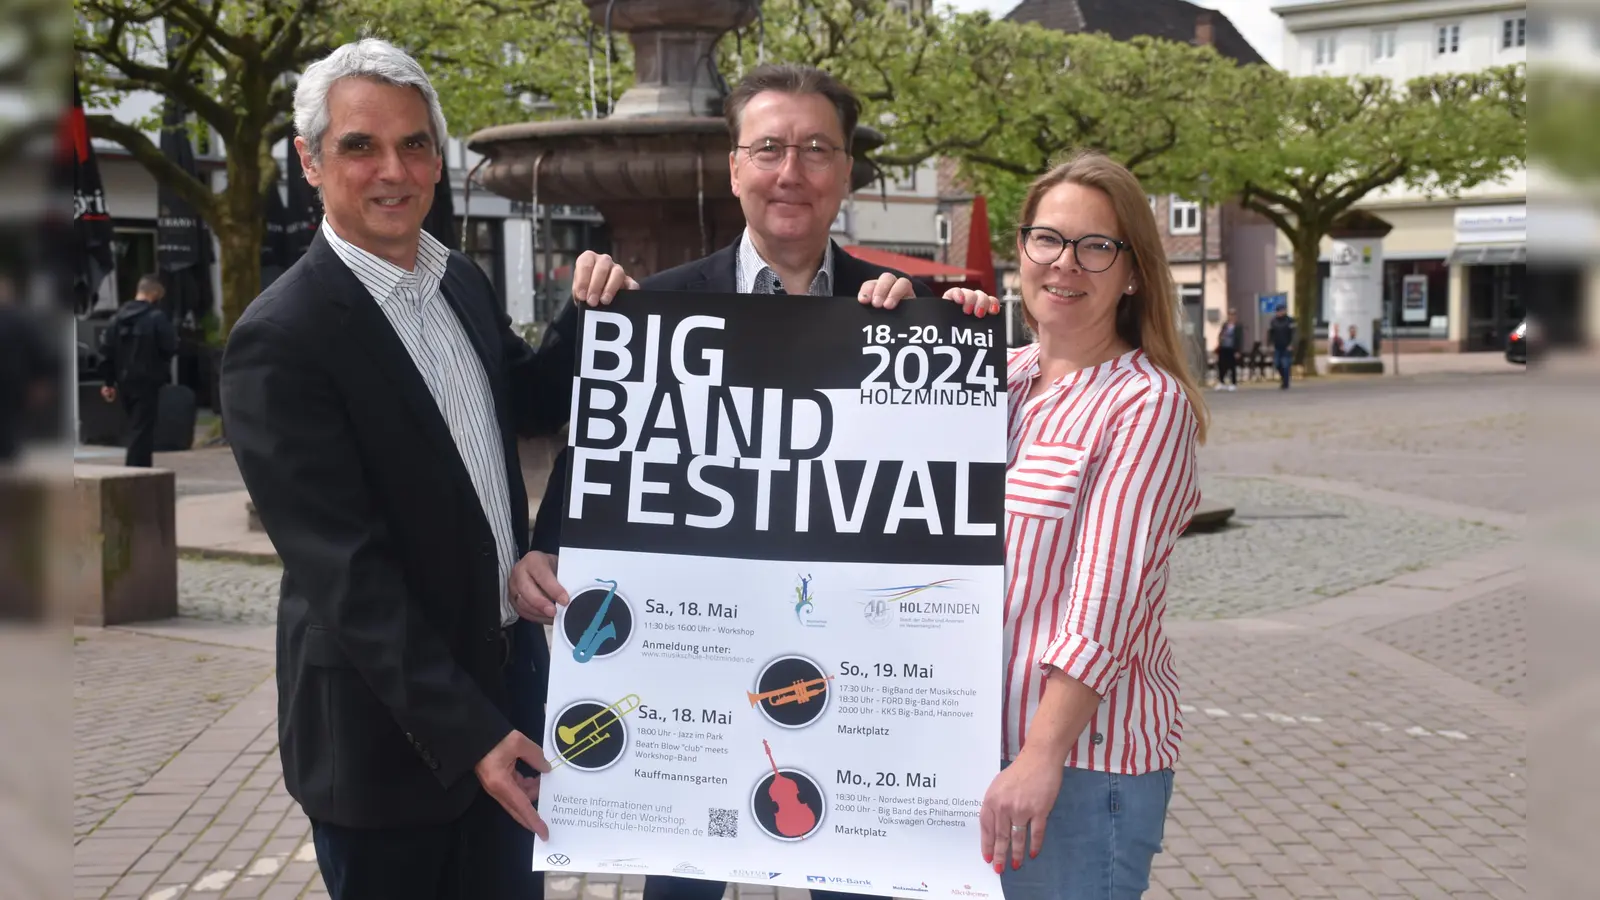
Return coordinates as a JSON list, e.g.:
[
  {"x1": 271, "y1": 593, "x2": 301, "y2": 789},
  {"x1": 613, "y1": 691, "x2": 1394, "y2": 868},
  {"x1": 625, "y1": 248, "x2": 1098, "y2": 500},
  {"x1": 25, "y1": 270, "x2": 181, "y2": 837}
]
[{"x1": 551, "y1": 694, "x2": 643, "y2": 770}]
